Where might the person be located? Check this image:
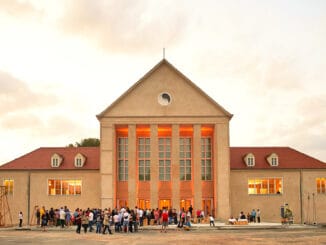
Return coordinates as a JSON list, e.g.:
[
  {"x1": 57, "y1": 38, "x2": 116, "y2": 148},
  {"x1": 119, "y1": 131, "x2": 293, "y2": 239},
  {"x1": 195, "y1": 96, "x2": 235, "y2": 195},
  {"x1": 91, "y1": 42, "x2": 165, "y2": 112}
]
[
  {"x1": 36, "y1": 208, "x2": 40, "y2": 226},
  {"x1": 161, "y1": 209, "x2": 168, "y2": 233},
  {"x1": 41, "y1": 208, "x2": 48, "y2": 232},
  {"x1": 95, "y1": 210, "x2": 103, "y2": 234},
  {"x1": 102, "y1": 212, "x2": 112, "y2": 234},
  {"x1": 239, "y1": 211, "x2": 246, "y2": 220},
  {"x1": 59, "y1": 207, "x2": 65, "y2": 228},
  {"x1": 228, "y1": 216, "x2": 237, "y2": 225},
  {"x1": 209, "y1": 214, "x2": 215, "y2": 227},
  {"x1": 18, "y1": 211, "x2": 23, "y2": 227},
  {"x1": 251, "y1": 209, "x2": 256, "y2": 223},
  {"x1": 188, "y1": 205, "x2": 193, "y2": 218},
  {"x1": 81, "y1": 211, "x2": 89, "y2": 233},
  {"x1": 257, "y1": 209, "x2": 261, "y2": 223},
  {"x1": 196, "y1": 209, "x2": 201, "y2": 223},
  {"x1": 75, "y1": 209, "x2": 82, "y2": 234},
  {"x1": 88, "y1": 210, "x2": 94, "y2": 232}
]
